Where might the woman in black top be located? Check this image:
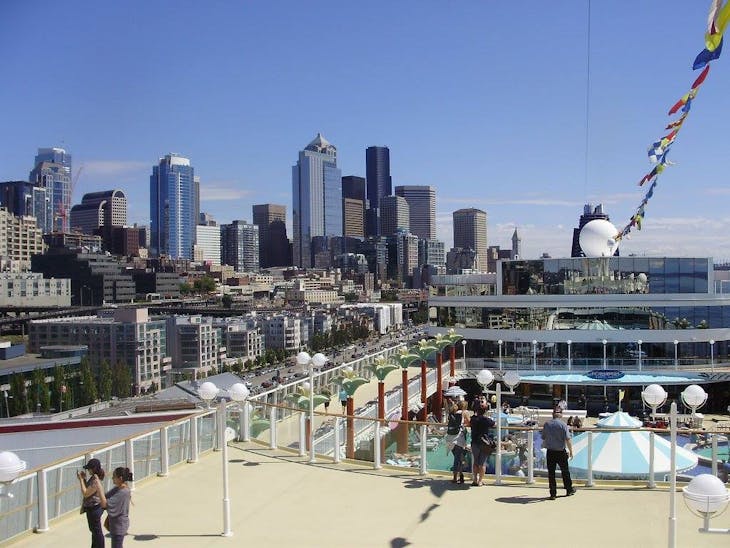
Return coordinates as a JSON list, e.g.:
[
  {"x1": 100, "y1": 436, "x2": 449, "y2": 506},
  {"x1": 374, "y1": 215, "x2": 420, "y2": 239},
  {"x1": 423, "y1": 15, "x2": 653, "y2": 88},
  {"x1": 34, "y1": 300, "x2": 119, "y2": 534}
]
[{"x1": 469, "y1": 405, "x2": 495, "y2": 486}]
